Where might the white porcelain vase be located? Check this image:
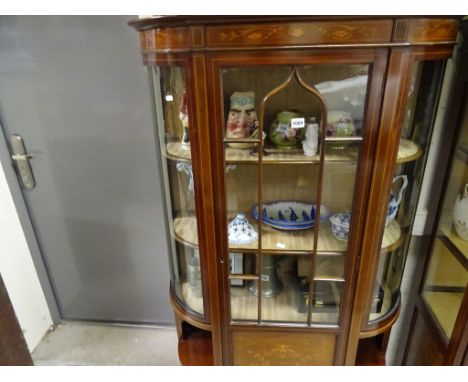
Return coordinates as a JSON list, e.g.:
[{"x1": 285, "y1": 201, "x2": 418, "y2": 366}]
[{"x1": 454, "y1": 184, "x2": 468, "y2": 241}]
